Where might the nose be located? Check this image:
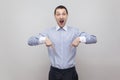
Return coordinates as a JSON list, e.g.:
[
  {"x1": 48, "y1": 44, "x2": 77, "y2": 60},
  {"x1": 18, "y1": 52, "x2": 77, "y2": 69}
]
[{"x1": 60, "y1": 14, "x2": 63, "y2": 18}]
